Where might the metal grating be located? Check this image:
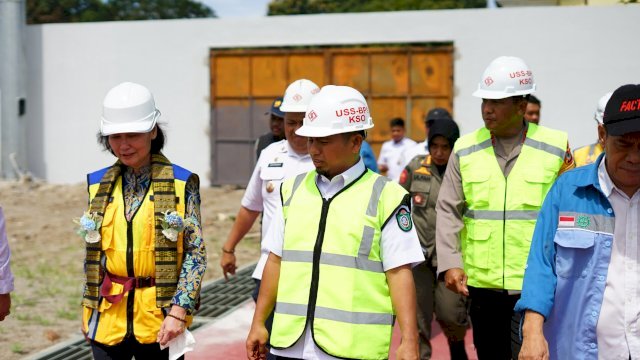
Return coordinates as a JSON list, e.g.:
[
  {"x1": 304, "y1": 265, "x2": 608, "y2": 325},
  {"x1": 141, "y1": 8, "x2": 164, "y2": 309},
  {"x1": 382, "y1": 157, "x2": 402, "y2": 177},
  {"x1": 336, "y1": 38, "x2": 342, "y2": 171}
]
[{"x1": 27, "y1": 264, "x2": 257, "y2": 360}]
